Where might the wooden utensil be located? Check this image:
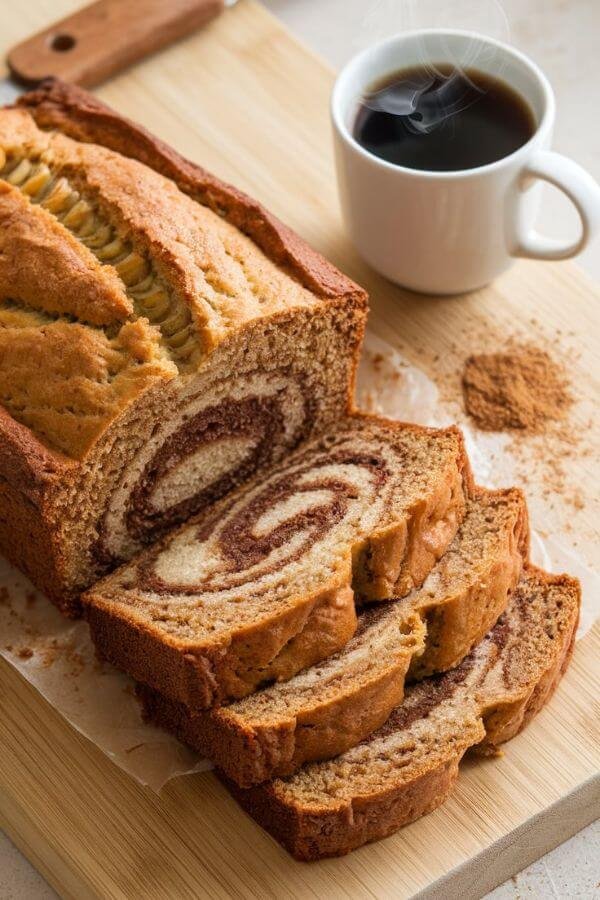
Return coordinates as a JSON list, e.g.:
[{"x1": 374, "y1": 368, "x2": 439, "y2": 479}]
[{"x1": 0, "y1": 0, "x2": 232, "y2": 104}]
